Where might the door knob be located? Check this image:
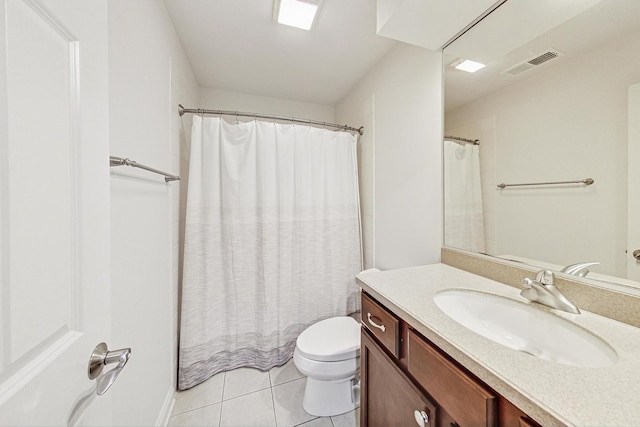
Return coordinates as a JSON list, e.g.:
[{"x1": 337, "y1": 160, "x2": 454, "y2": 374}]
[
  {"x1": 634, "y1": 249, "x2": 640, "y2": 261},
  {"x1": 88, "y1": 342, "x2": 131, "y2": 395}
]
